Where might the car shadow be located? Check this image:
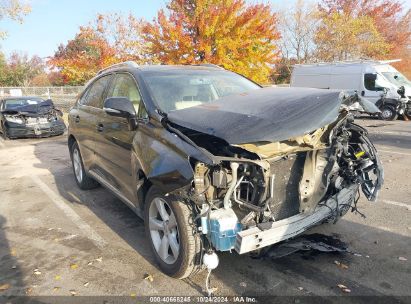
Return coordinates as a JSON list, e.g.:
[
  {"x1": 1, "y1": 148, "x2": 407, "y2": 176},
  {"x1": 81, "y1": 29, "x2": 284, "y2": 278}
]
[
  {"x1": 31, "y1": 137, "x2": 158, "y2": 269},
  {"x1": 0, "y1": 214, "x2": 26, "y2": 298}
]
